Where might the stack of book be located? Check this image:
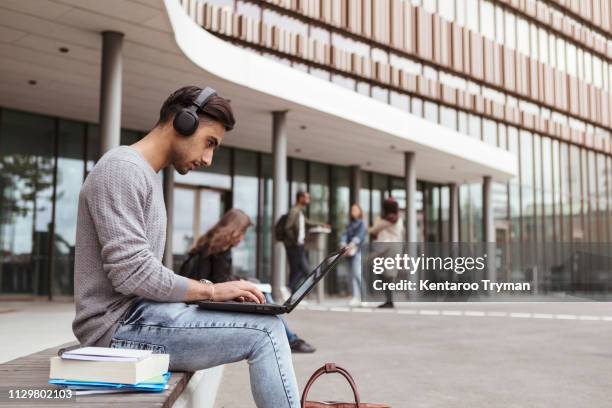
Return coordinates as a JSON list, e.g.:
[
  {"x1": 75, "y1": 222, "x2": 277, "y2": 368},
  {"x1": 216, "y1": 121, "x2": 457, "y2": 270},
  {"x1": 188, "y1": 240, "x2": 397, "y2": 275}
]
[{"x1": 48, "y1": 346, "x2": 170, "y2": 395}]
